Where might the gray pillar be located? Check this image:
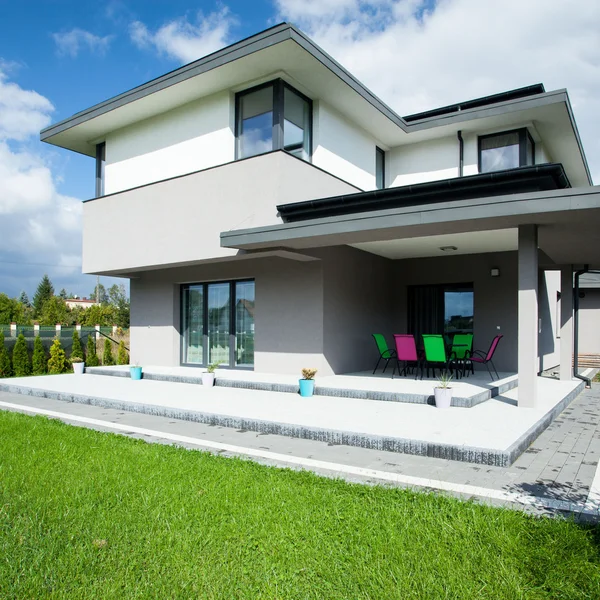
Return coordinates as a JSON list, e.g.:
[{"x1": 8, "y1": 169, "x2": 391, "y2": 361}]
[
  {"x1": 559, "y1": 265, "x2": 573, "y2": 380},
  {"x1": 518, "y1": 225, "x2": 538, "y2": 407}
]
